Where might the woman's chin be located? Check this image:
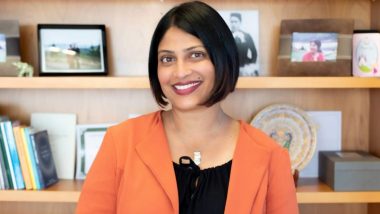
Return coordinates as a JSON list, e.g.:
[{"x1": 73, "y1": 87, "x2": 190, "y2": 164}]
[{"x1": 170, "y1": 100, "x2": 206, "y2": 112}]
